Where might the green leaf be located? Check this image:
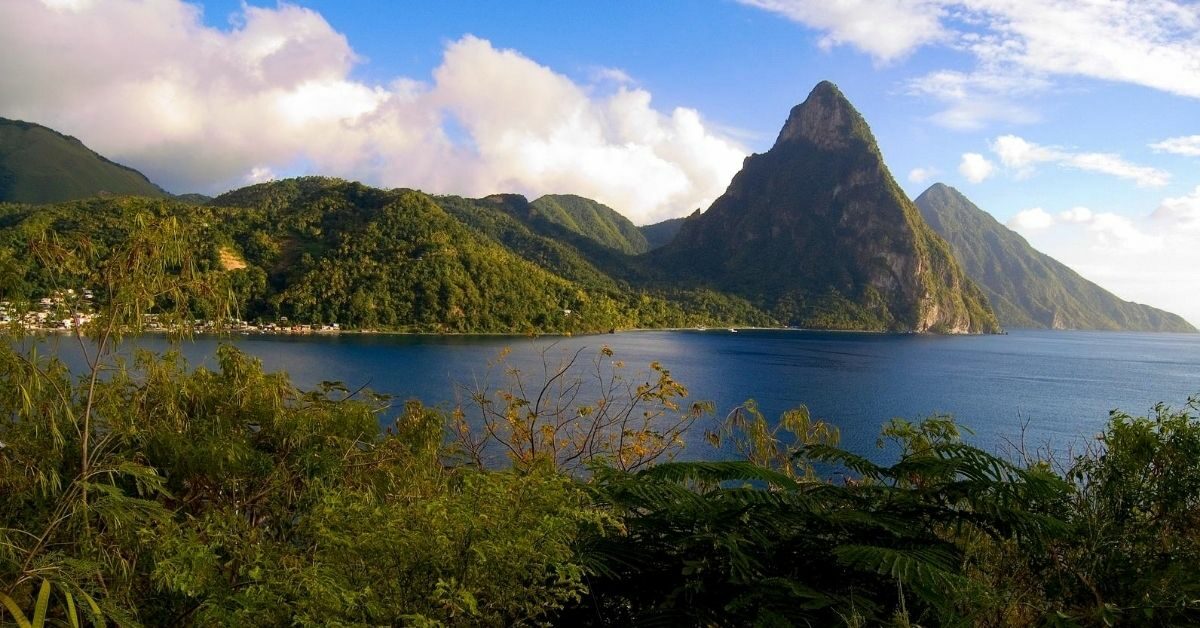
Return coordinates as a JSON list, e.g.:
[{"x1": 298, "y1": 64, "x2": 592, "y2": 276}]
[
  {"x1": 0, "y1": 590, "x2": 32, "y2": 628},
  {"x1": 32, "y1": 580, "x2": 50, "y2": 628},
  {"x1": 60, "y1": 587, "x2": 79, "y2": 628}
]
